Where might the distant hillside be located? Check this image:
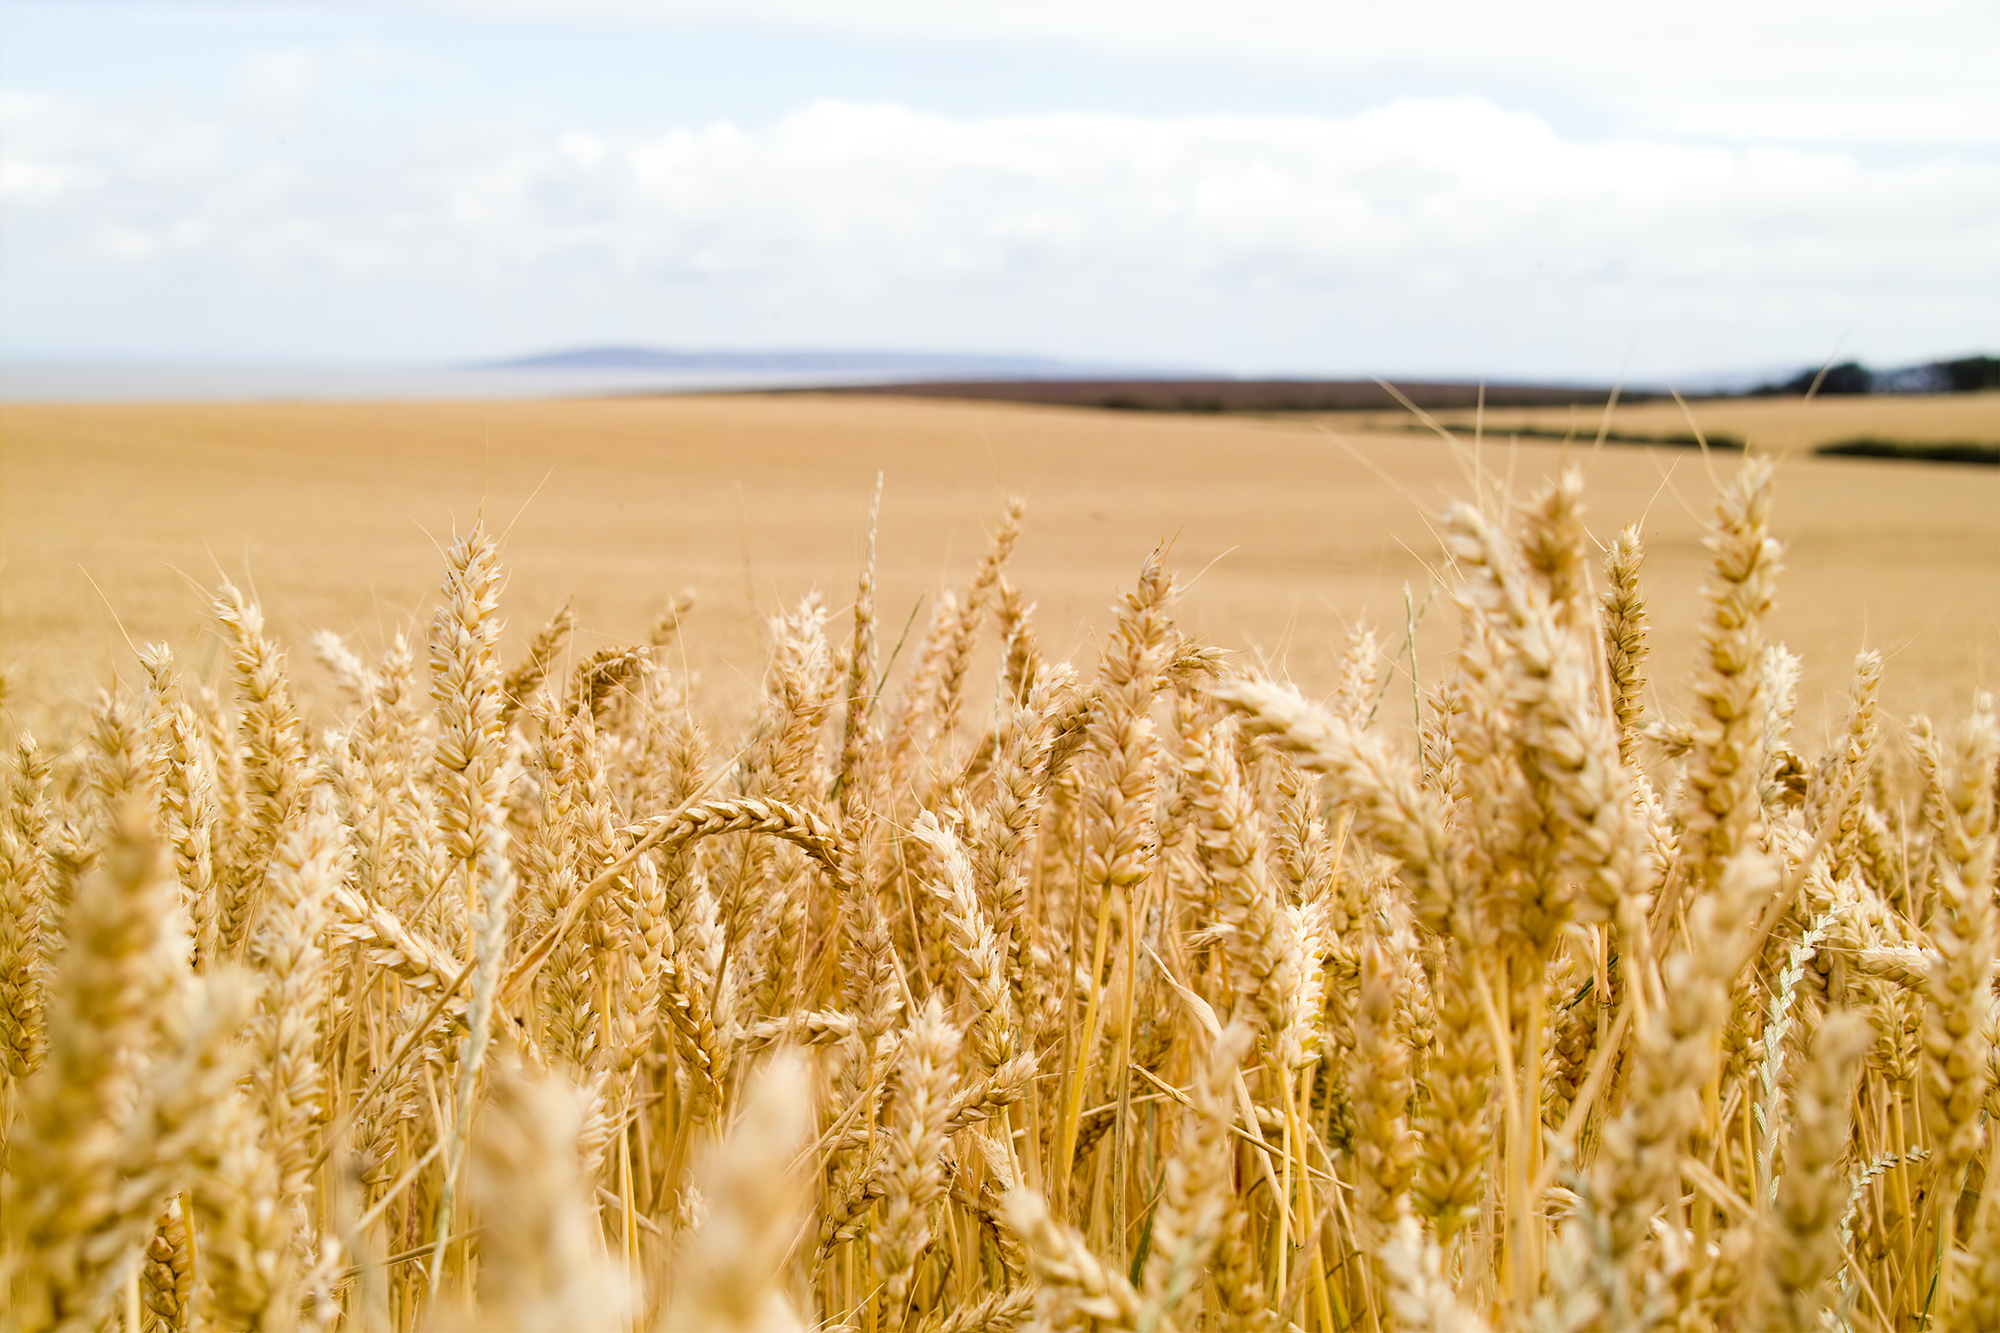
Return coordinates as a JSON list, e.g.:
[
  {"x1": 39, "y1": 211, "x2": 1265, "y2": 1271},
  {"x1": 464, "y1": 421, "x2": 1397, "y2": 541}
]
[
  {"x1": 475, "y1": 345, "x2": 1150, "y2": 378},
  {"x1": 778, "y1": 378, "x2": 1652, "y2": 413}
]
